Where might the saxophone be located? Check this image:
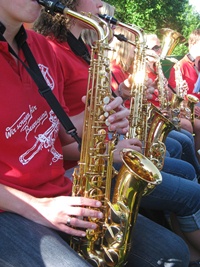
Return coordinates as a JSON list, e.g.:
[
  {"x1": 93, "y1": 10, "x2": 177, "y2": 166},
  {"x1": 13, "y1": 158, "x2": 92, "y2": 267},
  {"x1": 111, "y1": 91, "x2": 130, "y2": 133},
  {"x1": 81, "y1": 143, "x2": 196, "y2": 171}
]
[
  {"x1": 169, "y1": 60, "x2": 199, "y2": 128},
  {"x1": 159, "y1": 28, "x2": 199, "y2": 128},
  {"x1": 101, "y1": 15, "x2": 173, "y2": 170},
  {"x1": 38, "y1": 2, "x2": 162, "y2": 266}
]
